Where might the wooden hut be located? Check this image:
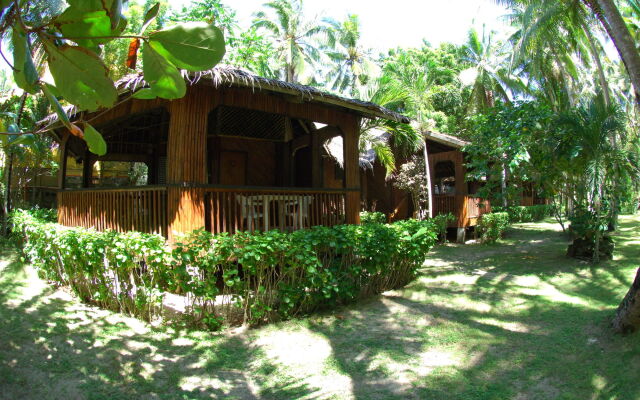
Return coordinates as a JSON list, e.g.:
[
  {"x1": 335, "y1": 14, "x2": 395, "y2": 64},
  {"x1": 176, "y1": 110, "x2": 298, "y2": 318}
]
[
  {"x1": 356, "y1": 131, "x2": 492, "y2": 241},
  {"x1": 42, "y1": 66, "x2": 409, "y2": 239}
]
